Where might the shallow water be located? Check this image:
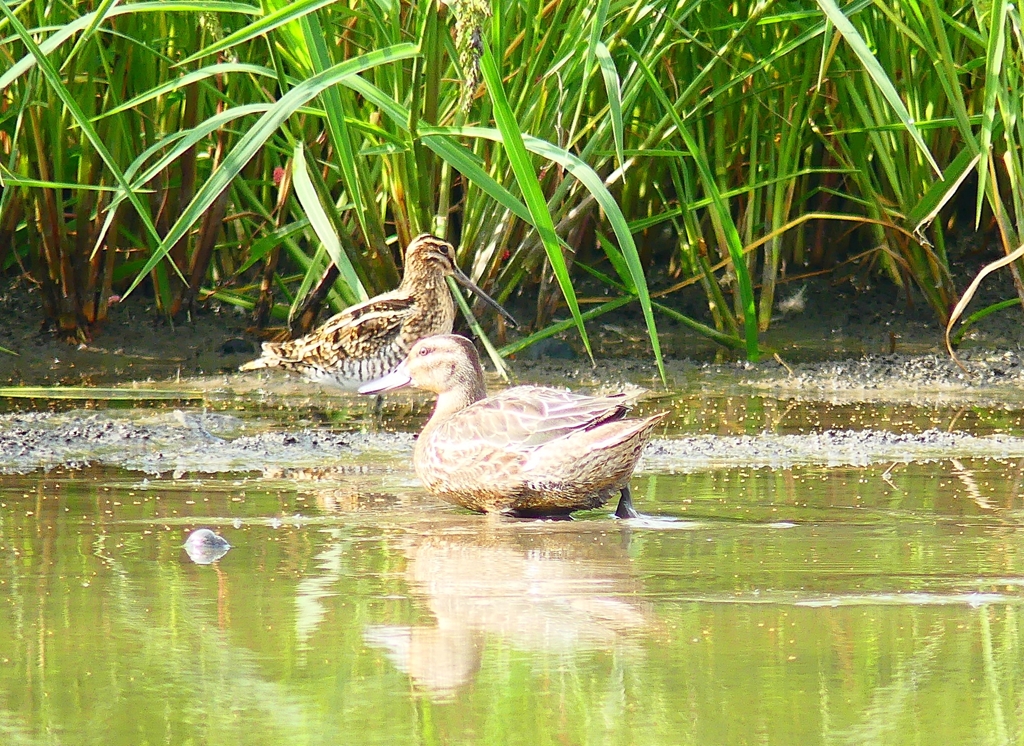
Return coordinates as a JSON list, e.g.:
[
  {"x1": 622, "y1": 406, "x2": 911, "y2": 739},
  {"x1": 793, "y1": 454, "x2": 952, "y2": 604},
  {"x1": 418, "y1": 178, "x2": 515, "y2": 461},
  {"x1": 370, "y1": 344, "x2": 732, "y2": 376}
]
[{"x1": 3, "y1": 390, "x2": 1024, "y2": 744}]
